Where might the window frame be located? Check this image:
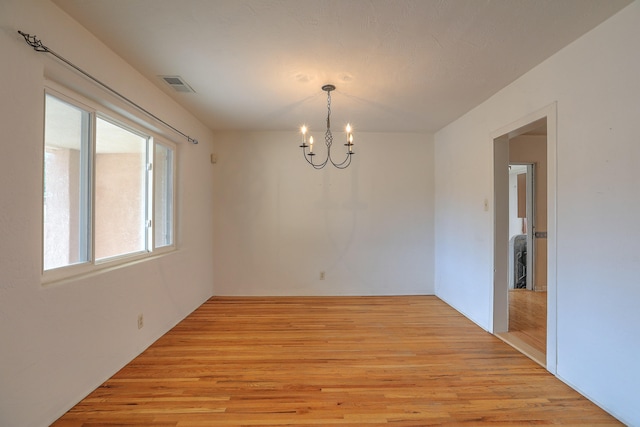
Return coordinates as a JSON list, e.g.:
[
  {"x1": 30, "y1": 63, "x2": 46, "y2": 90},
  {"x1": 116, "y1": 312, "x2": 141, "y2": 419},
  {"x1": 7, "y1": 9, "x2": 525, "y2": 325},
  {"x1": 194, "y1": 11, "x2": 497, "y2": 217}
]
[
  {"x1": 42, "y1": 83, "x2": 177, "y2": 284},
  {"x1": 153, "y1": 141, "x2": 176, "y2": 250}
]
